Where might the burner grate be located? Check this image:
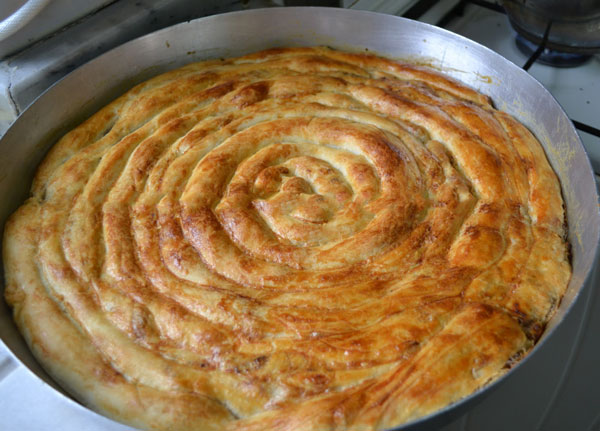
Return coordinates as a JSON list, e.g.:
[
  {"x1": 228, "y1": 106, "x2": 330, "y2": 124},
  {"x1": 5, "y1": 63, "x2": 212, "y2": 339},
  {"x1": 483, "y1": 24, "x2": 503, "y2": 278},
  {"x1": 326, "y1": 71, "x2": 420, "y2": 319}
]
[{"x1": 517, "y1": 33, "x2": 592, "y2": 70}]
